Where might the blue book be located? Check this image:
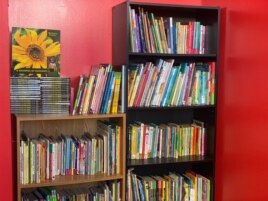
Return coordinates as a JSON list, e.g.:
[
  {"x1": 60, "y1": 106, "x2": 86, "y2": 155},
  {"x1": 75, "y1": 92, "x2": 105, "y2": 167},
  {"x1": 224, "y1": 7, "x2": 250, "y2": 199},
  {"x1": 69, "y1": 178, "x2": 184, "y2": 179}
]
[
  {"x1": 169, "y1": 17, "x2": 174, "y2": 53},
  {"x1": 160, "y1": 67, "x2": 174, "y2": 106},
  {"x1": 173, "y1": 21, "x2": 177, "y2": 53},
  {"x1": 65, "y1": 136, "x2": 70, "y2": 172},
  {"x1": 161, "y1": 67, "x2": 178, "y2": 106},
  {"x1": 196, "y1": 22, "x2": 201, "y2": 53},
  {"x1": 100, "y1": 71, "x2": 113, "y2": 114},
  {"x1": 137, "y1": 178, "x2": 145, "y2": 201},
  {"x1": 100, "y1": 70, "x2": 113, "y2": 113},
  {"x1": 103, "y1": 72, "x2": 115, "y2": 113},
  {"x1": 138, "y1": 13, "x2": 146, "y2": 53},
  {"x1": 135, "y1": 13, "x2": 141, "y2": 52}
]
